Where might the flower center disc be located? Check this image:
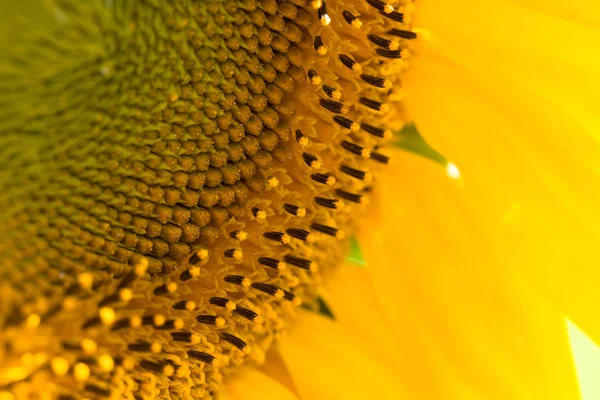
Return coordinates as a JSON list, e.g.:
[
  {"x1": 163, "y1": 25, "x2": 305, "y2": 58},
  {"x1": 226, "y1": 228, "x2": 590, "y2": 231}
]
[{"x1": 0, "y1": 0, "x2": 416, "y2": 397}]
